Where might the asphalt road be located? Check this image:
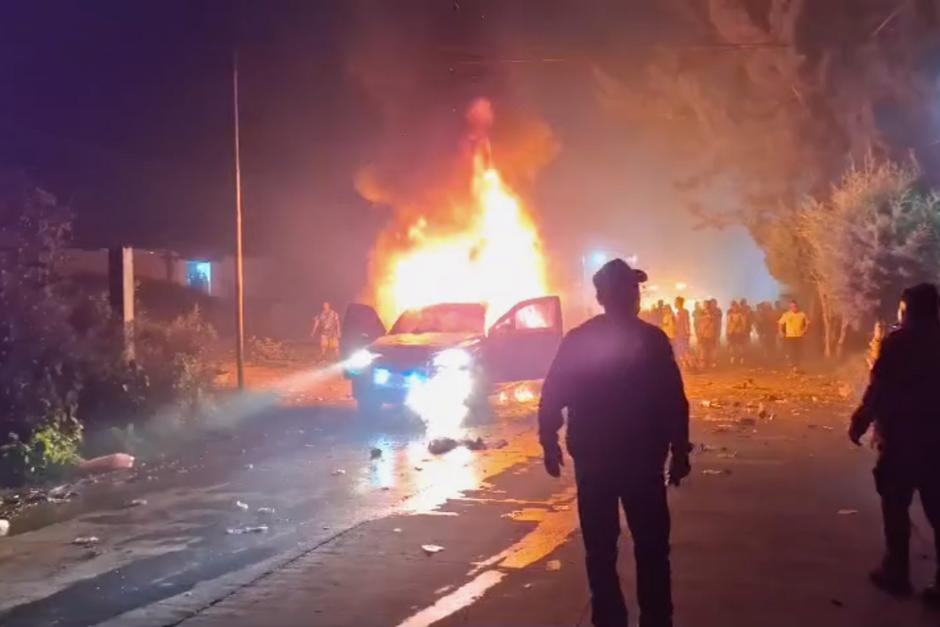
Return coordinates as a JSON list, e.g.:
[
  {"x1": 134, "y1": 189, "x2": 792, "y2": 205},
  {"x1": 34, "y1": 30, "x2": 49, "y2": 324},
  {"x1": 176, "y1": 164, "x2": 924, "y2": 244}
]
[
  {"x1": 0, "y1": 370, "x2": 542, "y2": 627},
  {"x1": 1, "y1": 368, "x2": 940, "y2": 627}
]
